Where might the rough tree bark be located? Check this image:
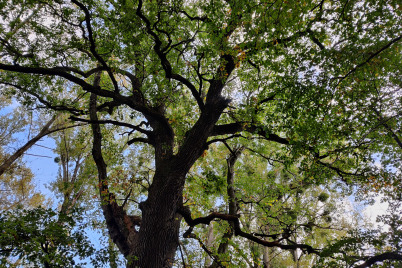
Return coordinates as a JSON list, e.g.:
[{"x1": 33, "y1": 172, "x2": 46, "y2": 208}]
[
  {"x1": 127, "y1": 101, "x2": 232, "y2": 267},
  {"x1": 86, "y1": 55, "x2": 233, "y2": 266}
]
